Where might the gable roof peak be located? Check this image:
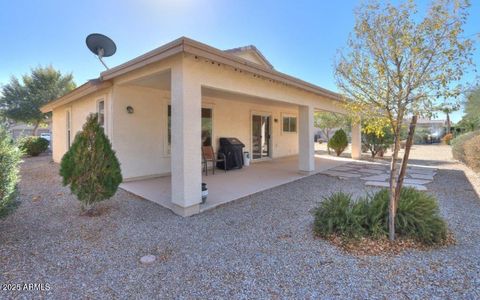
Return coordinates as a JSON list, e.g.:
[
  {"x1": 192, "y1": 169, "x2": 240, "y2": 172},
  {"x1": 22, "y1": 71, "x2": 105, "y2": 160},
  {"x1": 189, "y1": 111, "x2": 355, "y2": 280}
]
[{"x1": 223, "y1": 45, "x2": 274, "y2": 69}]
